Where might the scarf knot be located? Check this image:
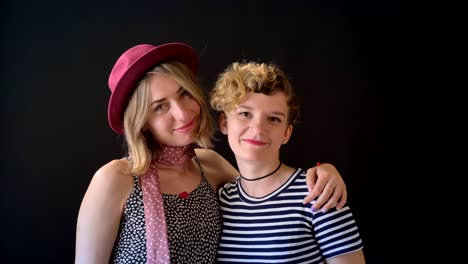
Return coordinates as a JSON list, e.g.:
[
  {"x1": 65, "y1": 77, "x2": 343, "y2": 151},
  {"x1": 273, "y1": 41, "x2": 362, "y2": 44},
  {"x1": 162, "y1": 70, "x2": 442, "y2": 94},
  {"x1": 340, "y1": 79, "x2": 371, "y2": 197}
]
[{"x1": 155, "y1": 144, "x2": 196, "y2": 165}]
